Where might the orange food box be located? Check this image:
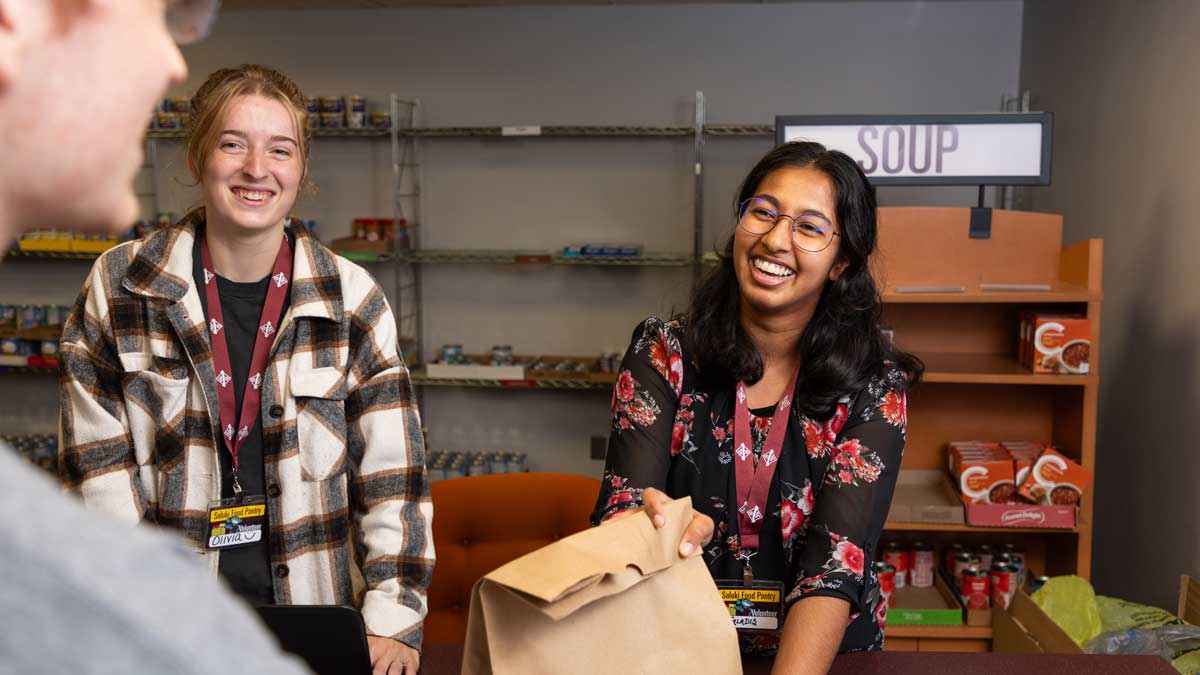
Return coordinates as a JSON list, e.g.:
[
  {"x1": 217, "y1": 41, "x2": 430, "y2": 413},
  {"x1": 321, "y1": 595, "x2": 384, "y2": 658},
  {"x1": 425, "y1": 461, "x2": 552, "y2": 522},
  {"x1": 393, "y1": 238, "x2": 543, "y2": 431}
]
[
  {"x1": 955, "y1": 456, "x2": 1017, "y2": 505},
  {"x1": 1028, "y1": 314, "x2": 1091, "y2": 374},
  {"x1": 1017, "y1": 447, "x2": 1093, "y2": 506}
]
